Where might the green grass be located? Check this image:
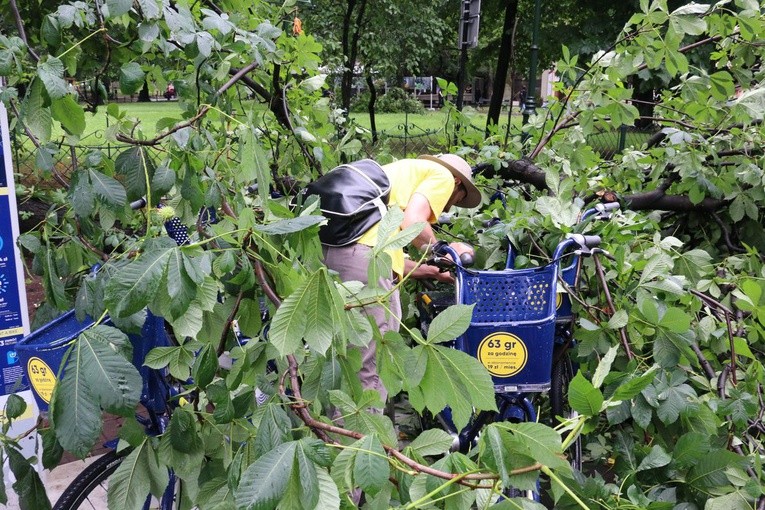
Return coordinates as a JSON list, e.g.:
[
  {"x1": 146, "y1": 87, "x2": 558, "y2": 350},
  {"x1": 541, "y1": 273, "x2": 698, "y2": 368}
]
[
  {"x1": 52, "y1": 101, "x2": 518, "y2": 141},
  {"x1": 58, "y1": 101, "x2": 185, "y2": 142},
  {"x1": 348, "y1": 108, "x2": 517, "y2": 134}
]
